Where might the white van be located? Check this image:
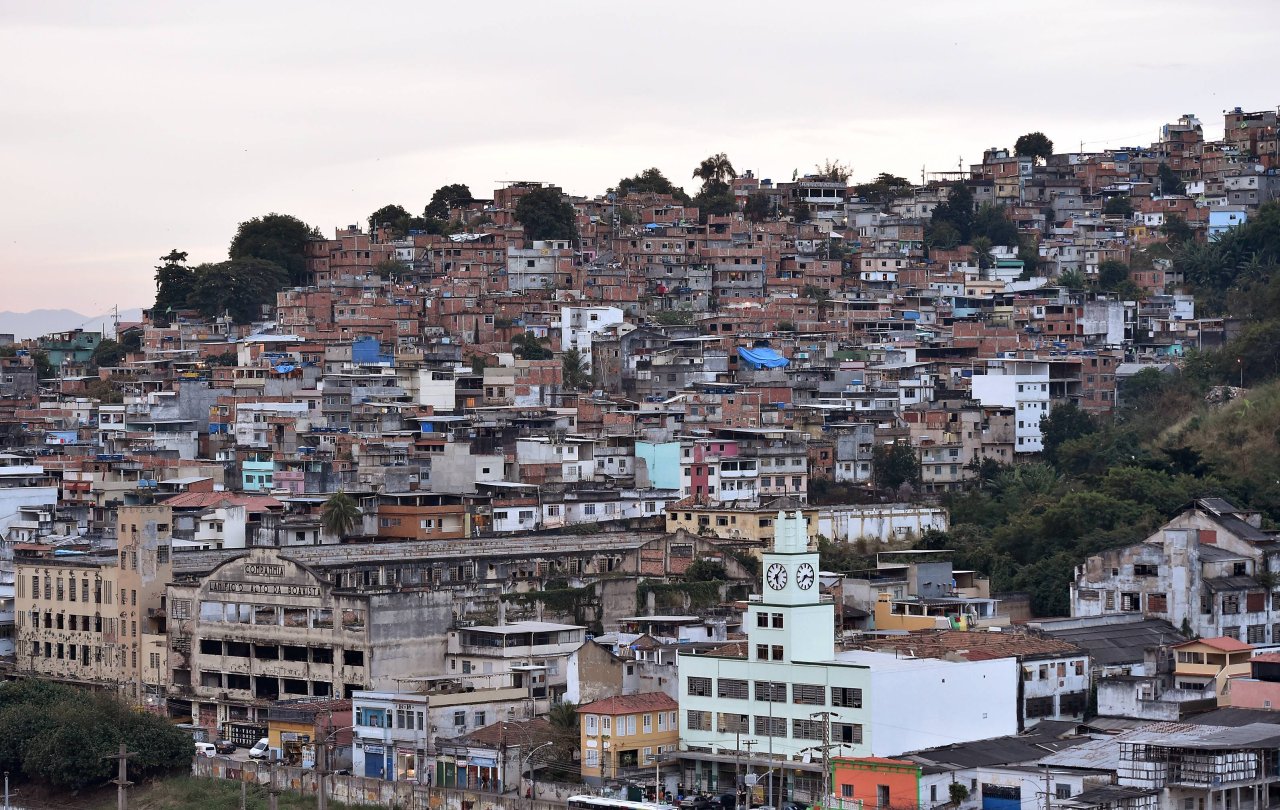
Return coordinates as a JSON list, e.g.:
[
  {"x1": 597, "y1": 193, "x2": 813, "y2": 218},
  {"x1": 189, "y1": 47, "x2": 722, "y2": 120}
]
[
  {"x1": 194, "y1": 742, "x2": 217, "y2": 757},
  {"x1": 248, "y1": 738, "x2": 271, "y2": 759}
]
